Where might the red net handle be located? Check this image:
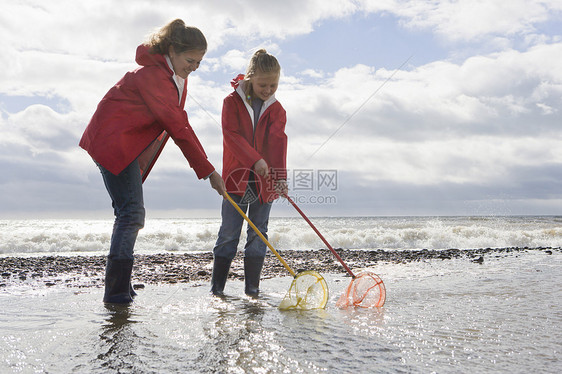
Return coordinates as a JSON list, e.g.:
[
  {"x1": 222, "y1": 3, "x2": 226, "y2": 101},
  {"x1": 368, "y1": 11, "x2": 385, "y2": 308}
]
[{"x1": 284, "y1": 194, "x2": 355, "y2": 278}]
